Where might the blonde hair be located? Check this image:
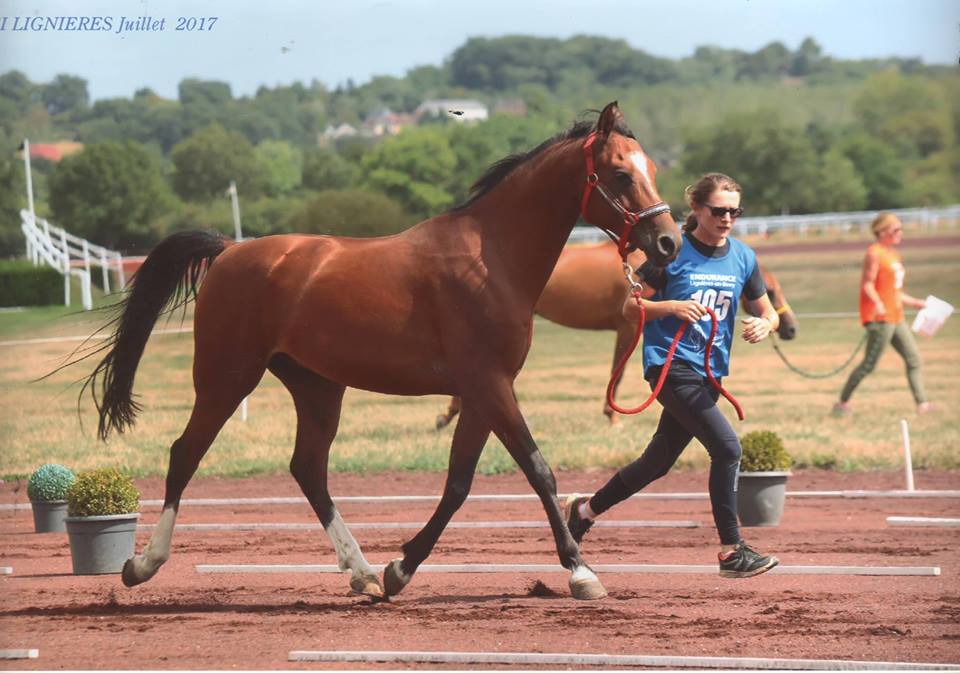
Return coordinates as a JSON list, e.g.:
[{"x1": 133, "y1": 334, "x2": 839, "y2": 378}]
[
  {"x1": 683, "y1": 173, "x2": 742, "y2": 233},
  {"x1": 871, "y1": 212, "x2": 901, "y2": 237}
]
